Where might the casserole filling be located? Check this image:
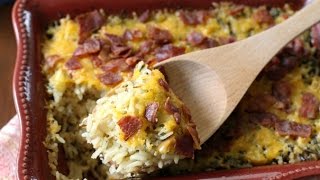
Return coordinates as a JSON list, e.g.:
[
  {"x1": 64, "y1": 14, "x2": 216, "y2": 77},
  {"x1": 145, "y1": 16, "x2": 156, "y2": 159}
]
[
  {"x1": 81, "y1": 62, "x2": 200, "y2": 178},
  {"x1": 42, "y1": 2, "x2": 320, "y2": 179}
]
